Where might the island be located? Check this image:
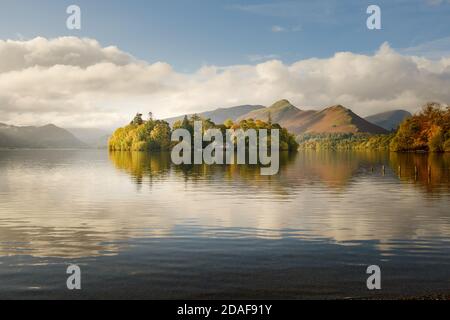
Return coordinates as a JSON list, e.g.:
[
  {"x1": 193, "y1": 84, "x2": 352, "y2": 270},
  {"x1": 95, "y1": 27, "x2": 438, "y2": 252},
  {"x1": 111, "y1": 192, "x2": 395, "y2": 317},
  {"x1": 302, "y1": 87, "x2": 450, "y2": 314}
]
[{"x1": 108, "y1": 113, "x2": 299, "y2": 152}]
